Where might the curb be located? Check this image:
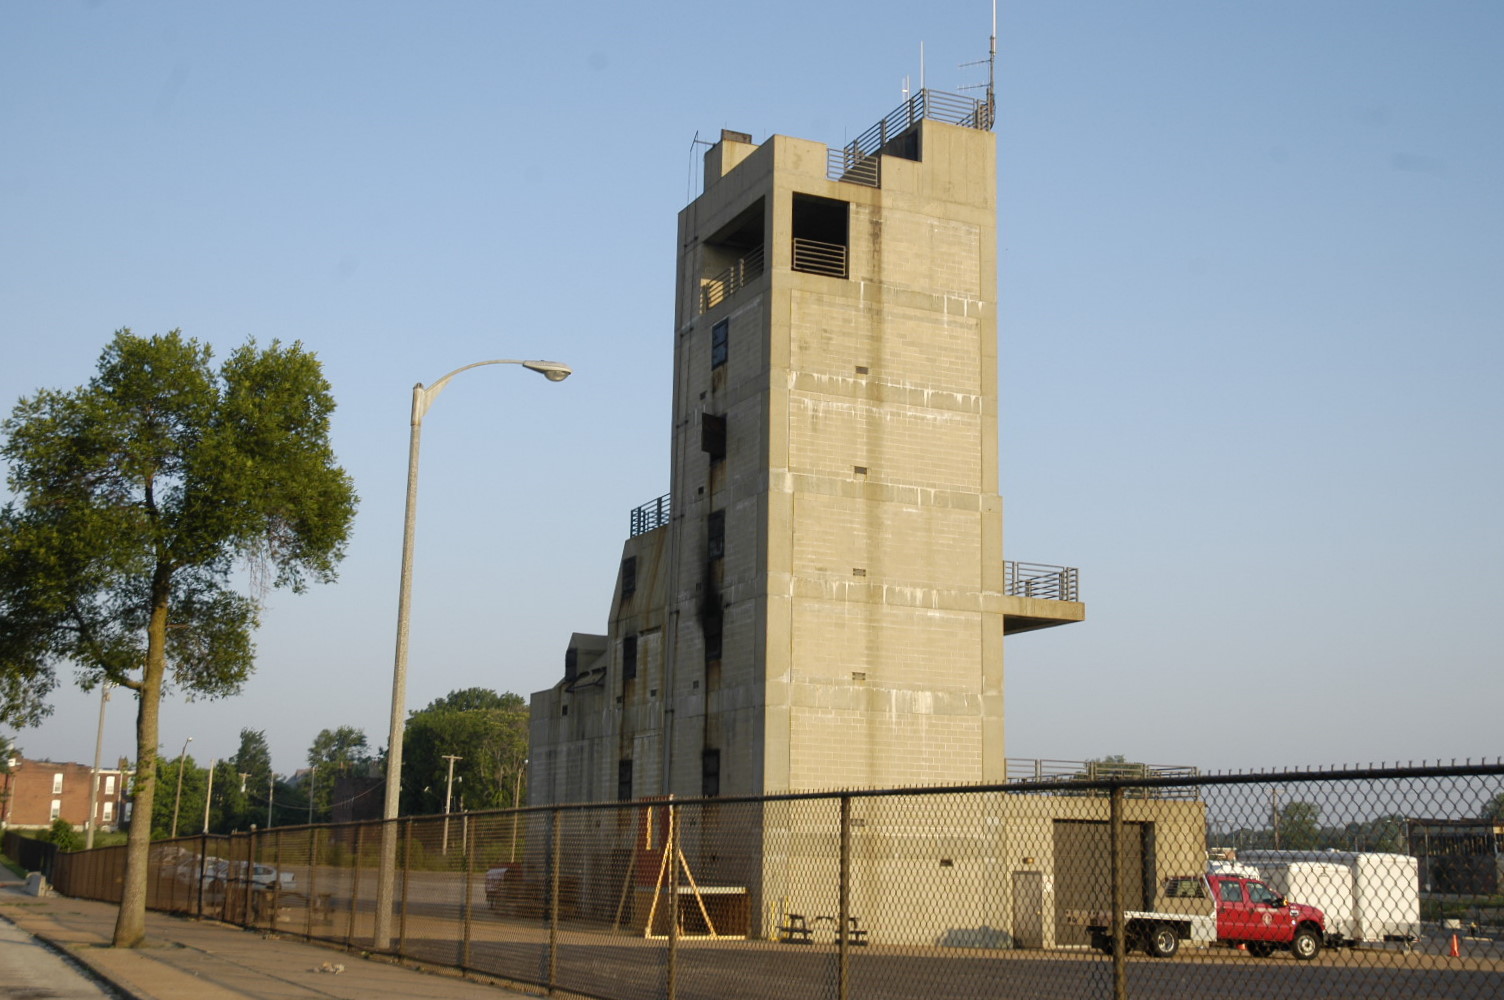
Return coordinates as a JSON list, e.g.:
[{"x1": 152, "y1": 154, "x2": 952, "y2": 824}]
[{"x1": 0, "y1": 911, "x2": 148, "y2": 1000}]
